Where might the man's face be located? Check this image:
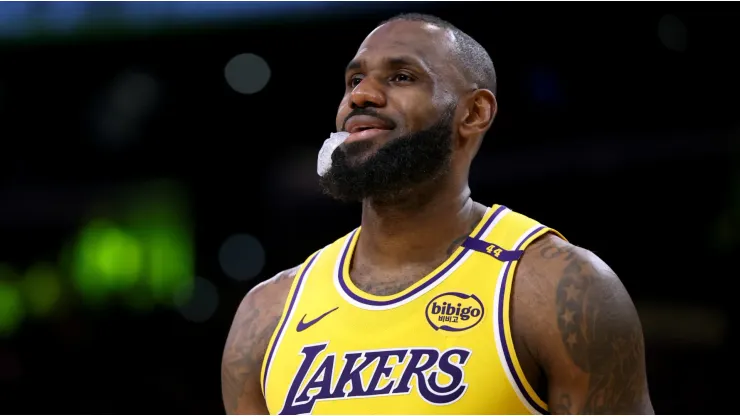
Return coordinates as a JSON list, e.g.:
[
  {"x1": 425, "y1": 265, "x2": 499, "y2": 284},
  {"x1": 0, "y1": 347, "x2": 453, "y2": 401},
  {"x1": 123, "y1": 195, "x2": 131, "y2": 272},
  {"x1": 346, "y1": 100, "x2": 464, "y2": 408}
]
[{"x1": 320, "y1": 20, "x2": 461, "y2": 203}]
